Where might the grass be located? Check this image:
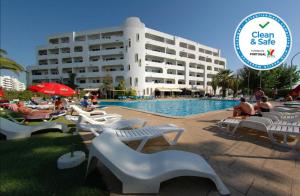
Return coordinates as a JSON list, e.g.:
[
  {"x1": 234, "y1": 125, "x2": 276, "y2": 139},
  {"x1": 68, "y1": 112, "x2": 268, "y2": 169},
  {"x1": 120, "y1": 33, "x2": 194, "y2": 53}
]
[{"x1": 0, "y1": 116, "x2": 108, "y2": 196}]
